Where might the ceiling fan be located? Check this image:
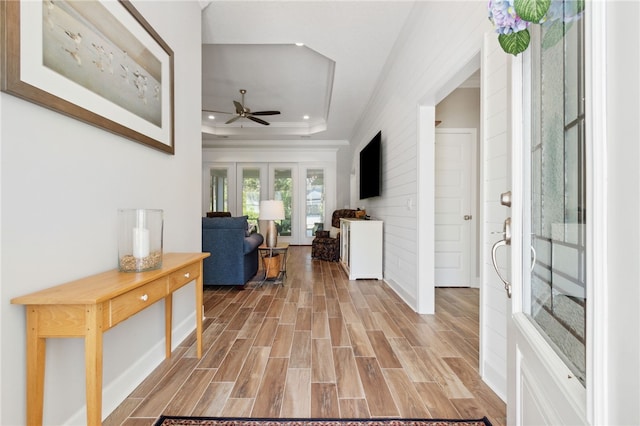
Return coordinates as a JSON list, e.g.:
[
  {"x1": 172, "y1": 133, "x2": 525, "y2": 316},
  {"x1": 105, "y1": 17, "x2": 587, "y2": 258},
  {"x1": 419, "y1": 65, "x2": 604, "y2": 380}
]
[{"x1": 203, "y1": 89, "x2": 281, "y2": 126}]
